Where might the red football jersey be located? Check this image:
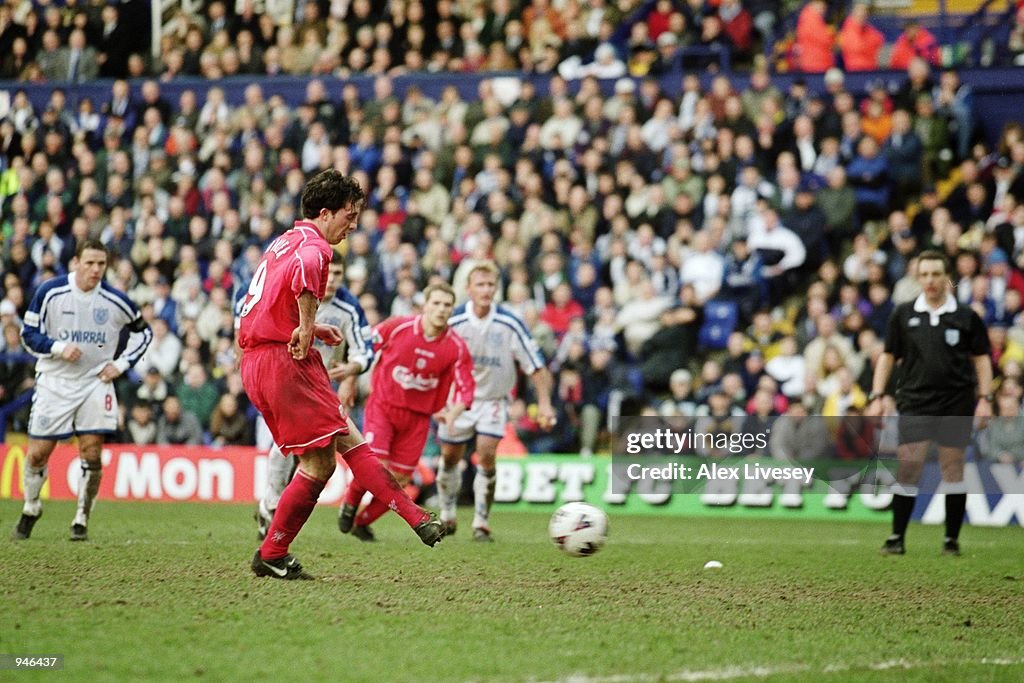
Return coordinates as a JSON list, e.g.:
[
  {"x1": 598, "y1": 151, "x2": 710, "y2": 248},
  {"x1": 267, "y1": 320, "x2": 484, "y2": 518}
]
[
  {"x1": 238, "y1": 222, "x2": 333, "y2": 349},
  {"x1": 370, "y1": 315, "x2": 475, "y2": 416}
]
